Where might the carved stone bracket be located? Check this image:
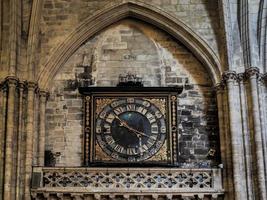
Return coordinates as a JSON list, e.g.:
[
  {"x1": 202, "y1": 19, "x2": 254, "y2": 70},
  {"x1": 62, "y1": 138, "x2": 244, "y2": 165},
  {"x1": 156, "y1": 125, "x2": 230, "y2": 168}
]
[
  {"x1": 31, "y1": 193, "x2": 224, "y2": 200},
  {"x1": 0, "y1": 77, "x2": 41, "y2": 95},
  {"x1": 237, "y1": 73, "x2": 246, "y2": 83},
  {"x1": 26, "y1": 81, "x2": 38, "y2": 92},
  {"x1": 219, "y1": 67, "x2": 267, "y2": 86},
  {"x1": 214, "y1": 82, "x2": 225, "y2": 93},
  {"x1": 39, "y1": 90, "x2": 49, "y2": 102},
  {"x1": 222, "y1": 71, "x2": 237, "y2": 83},
  {"x1": 245, "y1": 67, "x2": 260, "y2": 79},
  {"x1": 5, "y1": 76, "x2": 18, "y2": 87},
  {"x1": 258, "y1": 73, "x2": 267, "y2": 86}
]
